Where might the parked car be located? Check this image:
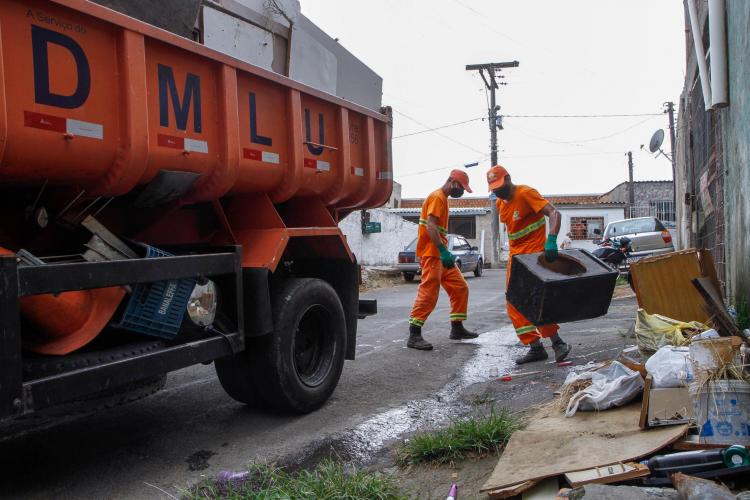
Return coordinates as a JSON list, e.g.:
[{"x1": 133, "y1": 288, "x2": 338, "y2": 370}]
[
  {"x1": 397, "y1": 235, "x2": 484, "y2": 281},
  {"x1": 397, "y1": 238, "x2": 420, "y2": 281},
  {"x1": 593, "y1": 216, "x2": 675, "y2": 264}
]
